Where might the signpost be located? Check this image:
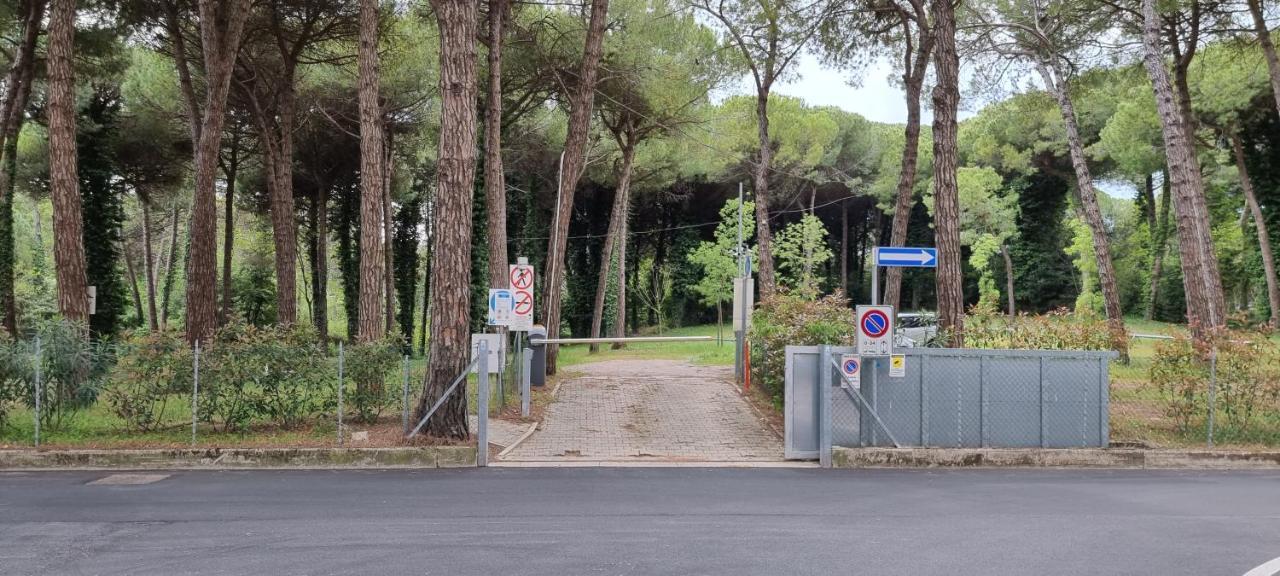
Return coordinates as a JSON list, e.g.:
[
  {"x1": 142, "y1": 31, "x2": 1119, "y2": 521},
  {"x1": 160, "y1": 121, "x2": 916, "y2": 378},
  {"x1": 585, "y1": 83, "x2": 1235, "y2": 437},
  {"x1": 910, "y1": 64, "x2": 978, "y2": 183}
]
[
  {"x1": 839, "y1": 354, "x2": 861, "y2": 389},
  {"x1": 857, "y1": 305, "x2": 893, "y2": 357},
  {"x1": 870, "y1": 246, "x2": 937, "y2": 307},
  {"x1": 509, "y1": 260, "x2": 535, "y2": 332}
]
